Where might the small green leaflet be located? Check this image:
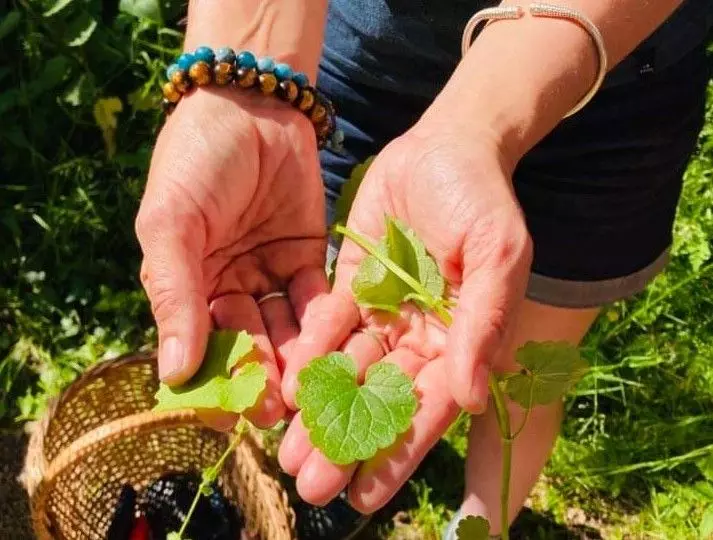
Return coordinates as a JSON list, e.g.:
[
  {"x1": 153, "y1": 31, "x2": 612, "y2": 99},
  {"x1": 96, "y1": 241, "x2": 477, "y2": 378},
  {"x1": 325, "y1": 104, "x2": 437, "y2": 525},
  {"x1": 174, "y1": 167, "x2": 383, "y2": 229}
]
[
  {"x1": 154, "y1": 330, "x2": 267, "y2": 413},
  {"x1": 333, "y1": 156, "x2": 375, "y2": 229},
  {"x1": 296, "y1": 353, "x2": 417, "y2": 465},
  {"x1": 502, "y1": 341, "x2": 588, "y2": 408},
  {"x1": 352, "y1": 216, "x2": 444, "y2": 313},
  {"x1": 119, "y1": 0, "x2": 163, "y2": 24},
  {"x1": 456, "y1": 515, "x2": 490, "y2": 540}
]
